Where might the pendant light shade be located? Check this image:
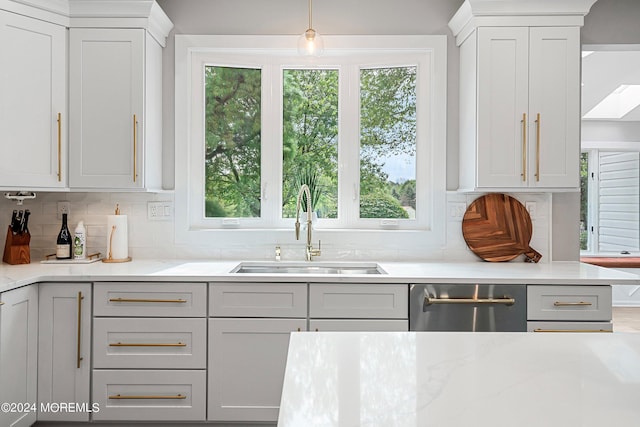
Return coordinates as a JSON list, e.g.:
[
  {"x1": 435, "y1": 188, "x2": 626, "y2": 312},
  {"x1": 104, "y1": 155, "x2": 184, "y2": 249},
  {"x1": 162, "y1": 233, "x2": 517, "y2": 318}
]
[{"x1": 298, "y1": 0, "x2": 324, "y2": 56}]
